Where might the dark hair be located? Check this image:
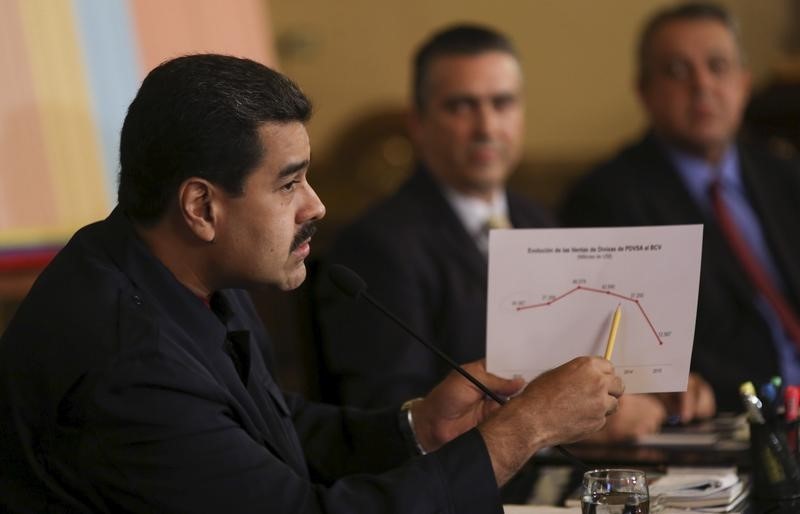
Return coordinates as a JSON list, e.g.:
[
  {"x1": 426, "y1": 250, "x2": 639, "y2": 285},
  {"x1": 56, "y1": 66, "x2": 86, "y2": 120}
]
[
  {"x1": 638, "y1": 2, "x2": 743, "y2": 84},
  {"x1": 412, "y1": 24, "x2": 518, "y2": 111},
  {"x1": 118, "y1": 54, "x2": 311, "y2": 224}
]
